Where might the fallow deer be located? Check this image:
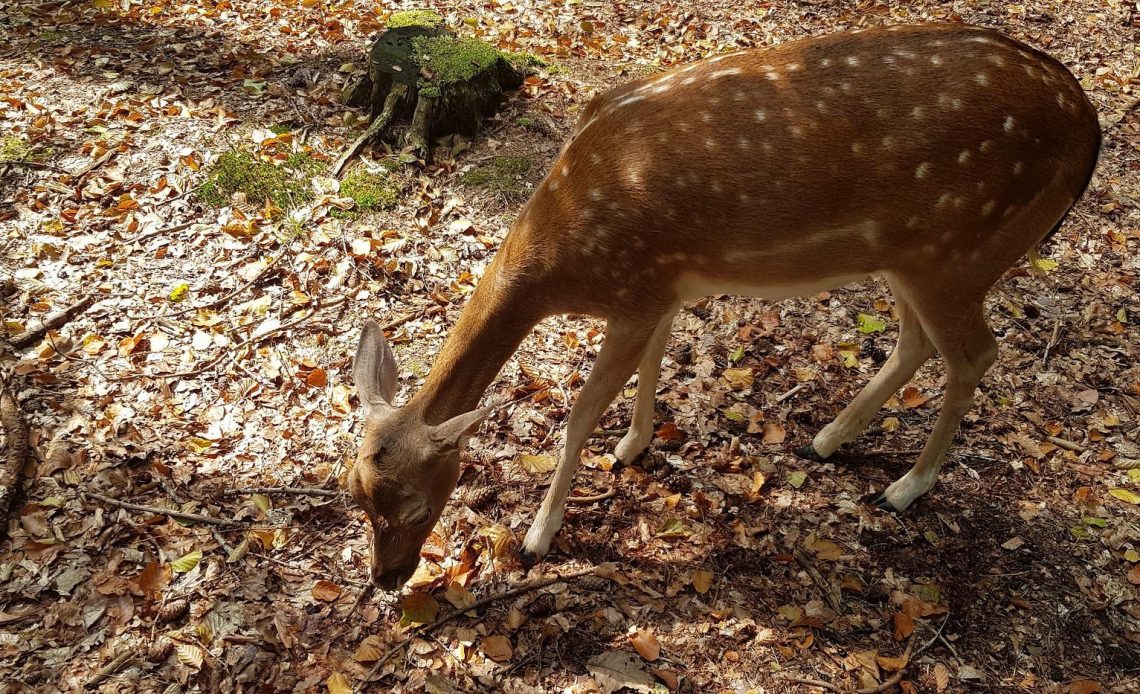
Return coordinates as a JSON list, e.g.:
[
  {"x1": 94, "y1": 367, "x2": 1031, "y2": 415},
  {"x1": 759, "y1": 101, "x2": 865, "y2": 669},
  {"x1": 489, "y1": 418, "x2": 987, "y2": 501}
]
[{"x1": 348, "y1": 24, "x2": 1100, "y2": 589}]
